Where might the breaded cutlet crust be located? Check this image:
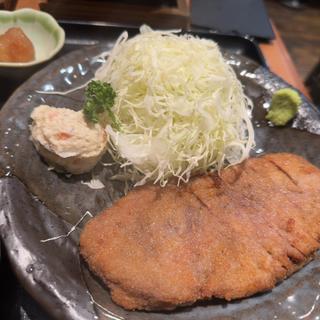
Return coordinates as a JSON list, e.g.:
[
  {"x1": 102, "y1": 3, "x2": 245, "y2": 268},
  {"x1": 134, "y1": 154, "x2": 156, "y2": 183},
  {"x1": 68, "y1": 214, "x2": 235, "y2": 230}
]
[{"x1": 80, "y1": 153, "x2": 320, "y2": 310}]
